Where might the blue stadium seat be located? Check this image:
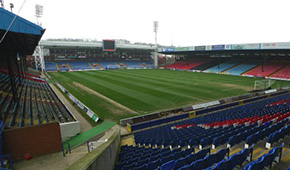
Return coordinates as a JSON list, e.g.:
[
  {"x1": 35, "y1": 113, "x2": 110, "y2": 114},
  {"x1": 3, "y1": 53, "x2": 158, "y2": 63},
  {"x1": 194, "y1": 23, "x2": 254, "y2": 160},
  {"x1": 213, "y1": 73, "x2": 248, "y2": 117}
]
[
  {"x1": 204, "y1": 153, "x2": 217, "y2": 168},
  {"x1": 192, "y1": 158, "x2": 206, "y2": 170},
  {"x1": 244, "y1": 160, "x2": 263, "y2": 170},
  {"x1": 147, "y1": 159, "x2": 160, "y2": 170},
  {"x1": 216, "y1": 148, "x2": 229, "y2": 162},
  {"x1": 198, "y1": 147, "x2": 211, "y2": 159},
  {"x1": 160, "y1": 154, "x2": 173, "y2": 165},
  {"x1": 121, "y1": 162, "x2": 135, "y2": 170},
  {"x1": 178, "y1": 164, "x2": 192, "y2": 170},
  {"x1": 179, "y1": 139, "x2": 188, "y2": 148},
  {"x1": 132, "y1": 164, "x2": 146, "y2": 170},
  {"x1": 161, "y1": 150, "x2": 172, "y2": 158},
  {"x1": 182, "y1": 148, "x2": 194, "y2": 157},
  {"x1": 216, "y1": 159, "x2": 232, "y2": 170},
  {"x1": 149, "y1": 154, "x2": 161, "y2": 162},
  {"x1": 230, "y1": 153, "x2": 243, "y2": 169},
  {"x1": 186, "y1": 152, "x2": 199, "y2": 165},
  {"x1": 161, "y1": 160, "x2": 175, "y2": 170},
  {"x1": 135, "y1": 158, "x2": 148, "y2": 167},
  {"x1": 173, "y1": 150, "x2": 183, "y2": 160},
  {"x1": 174, "y1": 157, "x2": 186, "y2": 170}
]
